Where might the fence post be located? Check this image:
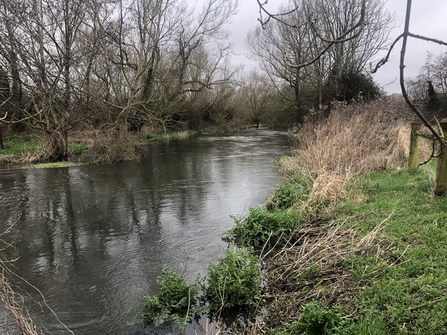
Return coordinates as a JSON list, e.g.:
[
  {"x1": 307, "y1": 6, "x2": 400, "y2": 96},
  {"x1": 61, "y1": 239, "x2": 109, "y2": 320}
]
[
  {"x1": 408, "y1": 123, "x2": 420, "y2": 169},
  {"x1": 434, "y1": 122, "x2": 447, "y2": 196}
]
